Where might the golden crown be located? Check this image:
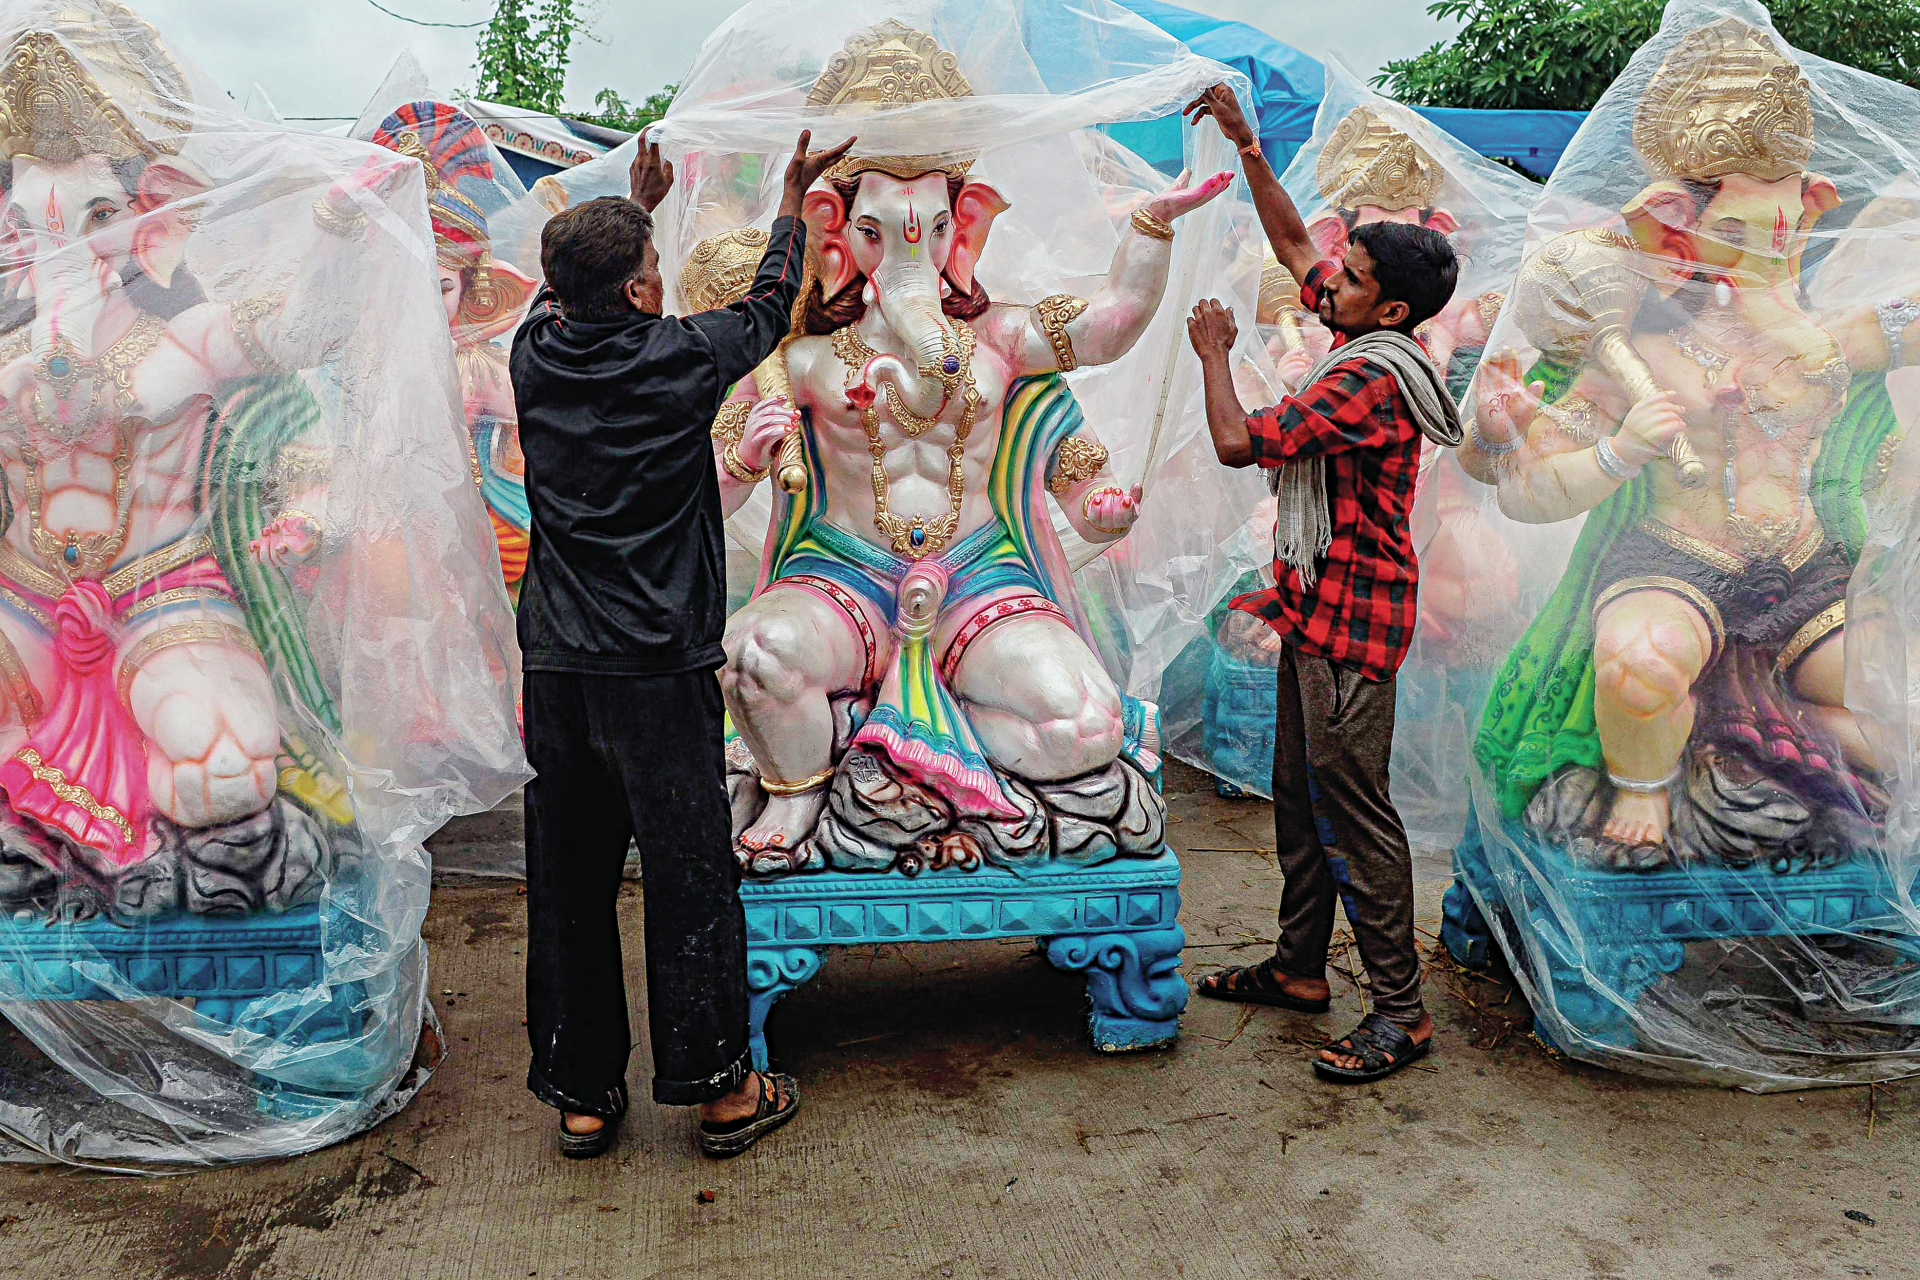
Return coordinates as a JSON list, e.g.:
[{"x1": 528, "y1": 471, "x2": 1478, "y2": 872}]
[
  {"x1": 805, "y1": 19, "x2": 974, "y2": 183},
  {"x1": 1632, "y1": 18, "x2": 1813, "y2": 183},
  {"x1": 0, "y1": 3, "x2": 190, "y2": 164},
  {"x1": 681, "y1": 227, "x2": 770, "y2": 311},
  {"x1": 1315, "y1": 105, "x2": 1443, "y2": 213}
]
